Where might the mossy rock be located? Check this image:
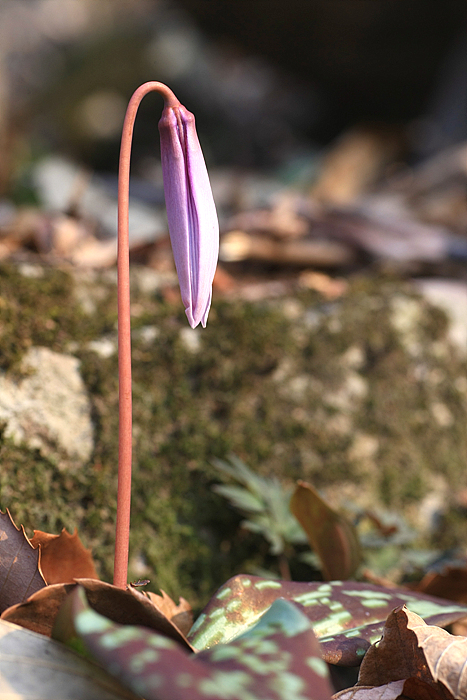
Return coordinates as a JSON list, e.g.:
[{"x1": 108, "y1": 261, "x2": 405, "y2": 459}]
[{"x1": 0, "y1": 262, "x2": 465, "y2": 609}]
